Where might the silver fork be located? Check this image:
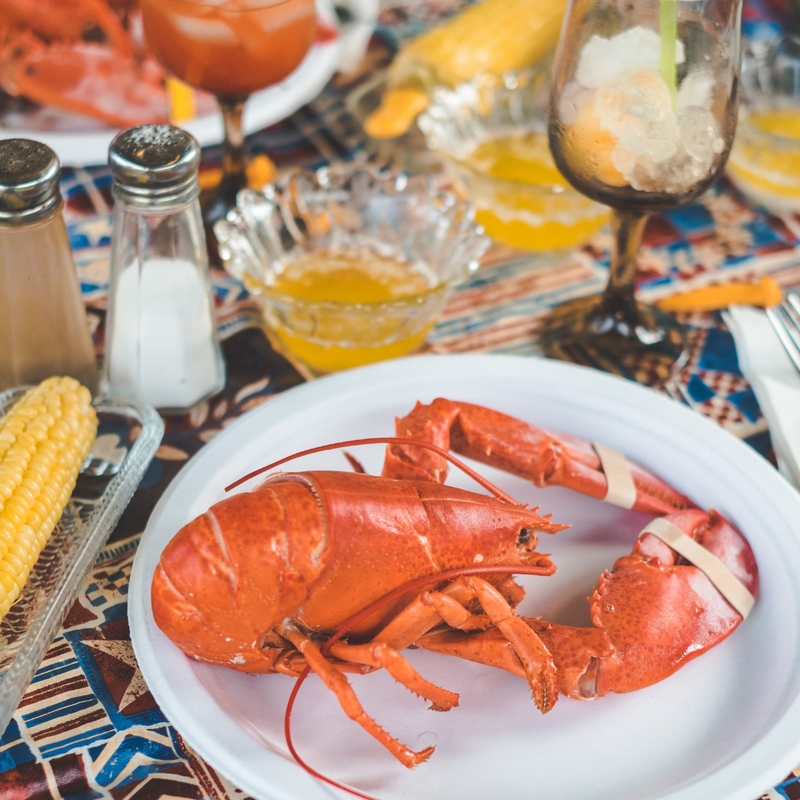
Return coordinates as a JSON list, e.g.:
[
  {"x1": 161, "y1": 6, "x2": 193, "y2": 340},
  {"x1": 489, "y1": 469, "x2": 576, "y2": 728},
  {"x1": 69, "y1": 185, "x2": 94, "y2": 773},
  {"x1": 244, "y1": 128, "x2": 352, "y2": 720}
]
[{"x1": 766, "y1": 292, "x2": 800, "y2": 376}]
